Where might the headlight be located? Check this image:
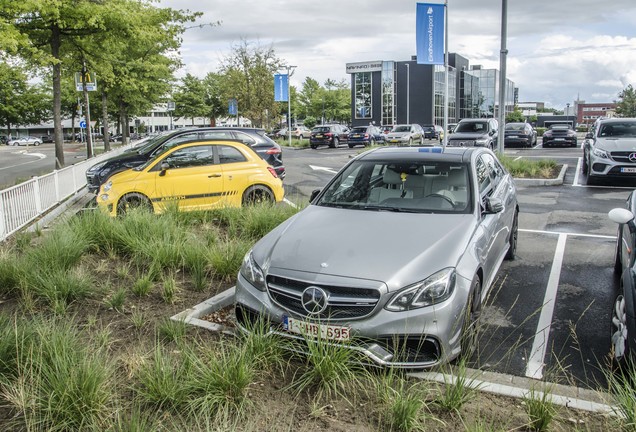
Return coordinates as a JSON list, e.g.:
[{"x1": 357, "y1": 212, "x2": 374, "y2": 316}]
[
  {"x1": 475, "y1": 138, "x2": 489, "y2": 146},
  {"x1": 239, "y1": 251, "x2": 267, "y2": 291},
  {"x1": 88, "y1": 162, "x2": 106, "y2": 173},
  {"x1": 592, "y1": 147, "x2": 609, "y2": 159},
  {"x1": 385, "y1": 268, "x2": 456, "y2": 311},
  {"x1": 103, "y1": 181, "x2": 113, "y2": 192}
]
